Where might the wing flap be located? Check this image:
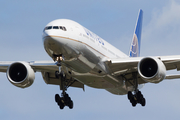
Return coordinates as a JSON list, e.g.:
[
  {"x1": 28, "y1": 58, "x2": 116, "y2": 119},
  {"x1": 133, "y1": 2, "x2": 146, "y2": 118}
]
[
  {"x1": 41, "y1": 71, "x2": 84, "y2": 90},
  {"x1": 159, "y1": 55, "x2": 180, "y2": 70}
]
